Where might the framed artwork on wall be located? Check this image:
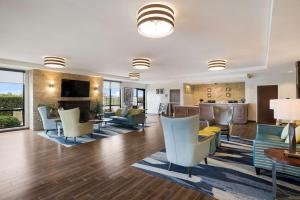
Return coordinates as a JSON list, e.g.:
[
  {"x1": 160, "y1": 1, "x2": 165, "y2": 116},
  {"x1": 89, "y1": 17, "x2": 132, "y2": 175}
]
[
  {"x1": 124, "y1": 87, "x2": 133, "y2": 106},
  {"x1": 207, "y1": 88, "x2": 211, "y2": 92},
  {"x1": 226, "y1": 92, "x2": 231, "y2": 97},
  {"x1": 207, "y1": 93, "x2": 211, "y2": 98},
  {"x1": 226, "y1": 87, "x2": 231, "y2": 91}
]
